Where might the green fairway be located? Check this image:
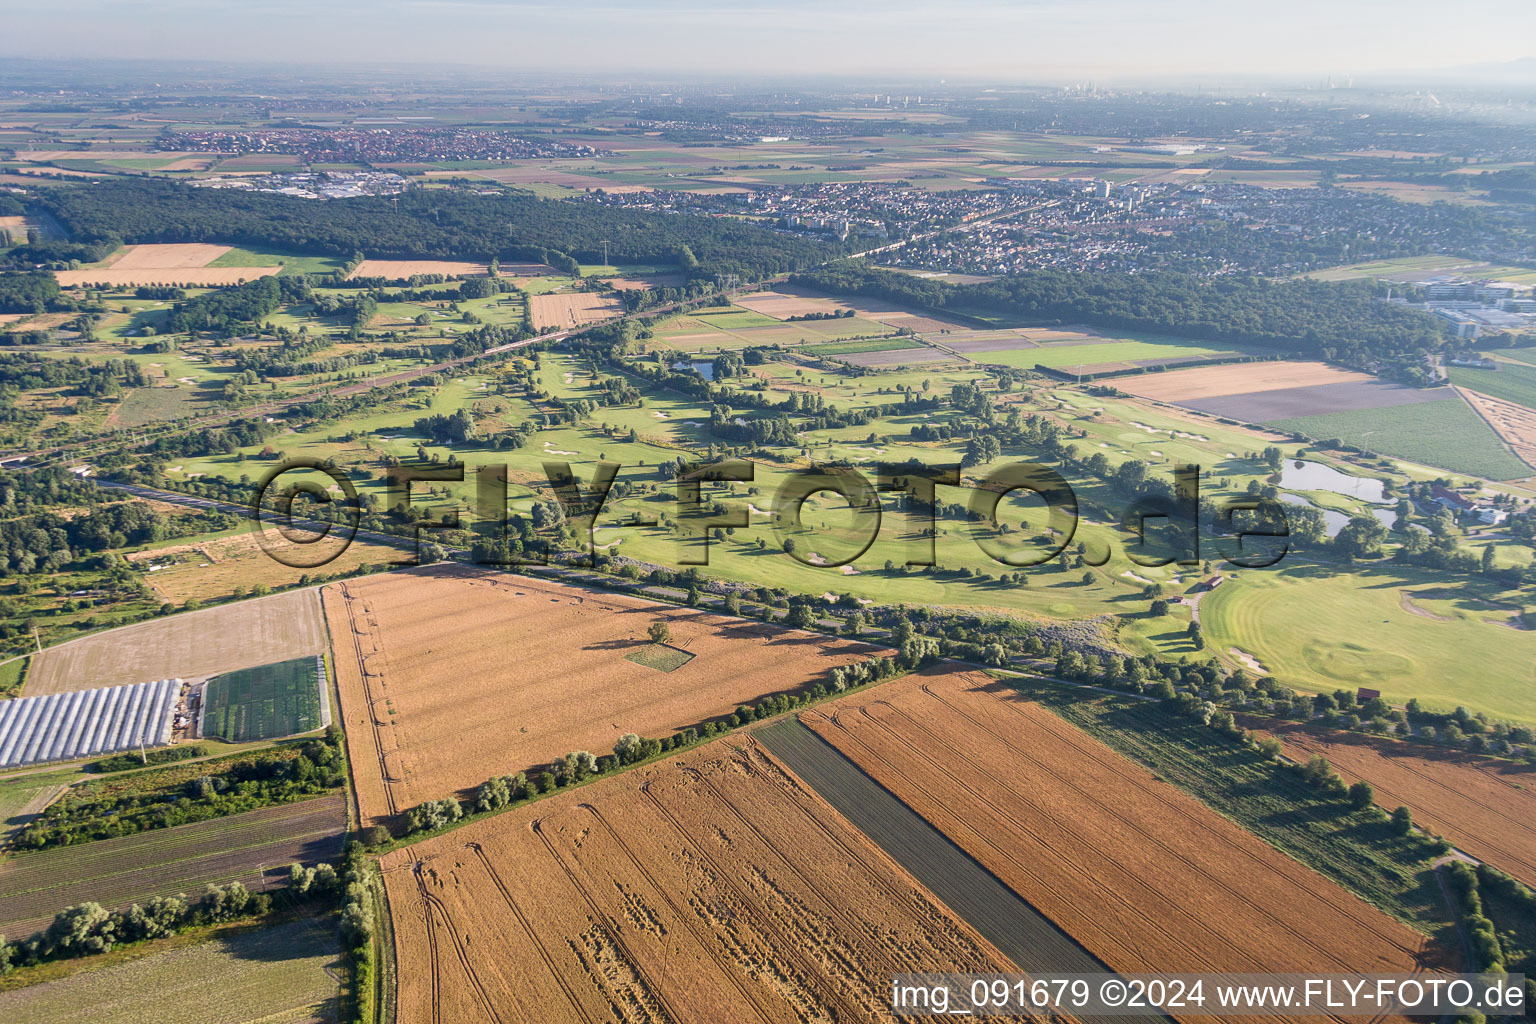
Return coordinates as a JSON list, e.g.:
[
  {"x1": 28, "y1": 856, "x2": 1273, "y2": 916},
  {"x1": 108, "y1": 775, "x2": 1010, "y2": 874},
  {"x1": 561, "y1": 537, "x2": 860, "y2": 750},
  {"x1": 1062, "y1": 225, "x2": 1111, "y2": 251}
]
[
  {"x1": 1268, "y1": 397, "x2": 1532, "y2": 481},
  {"x1": 202, "y1": 657, "x2": 326, "y2": 741},
  {"x1": 1200, "y1": 562, "x2": 1536, "y2": 724}
]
